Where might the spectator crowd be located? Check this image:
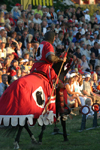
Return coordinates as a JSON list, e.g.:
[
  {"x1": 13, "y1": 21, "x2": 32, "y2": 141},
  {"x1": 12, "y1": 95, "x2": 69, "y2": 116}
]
[{"x1": 0, "y1": 3, "x2": 100, "y2": 118}]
